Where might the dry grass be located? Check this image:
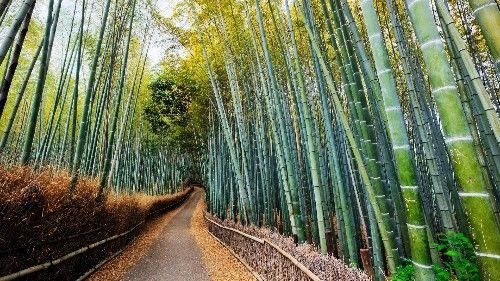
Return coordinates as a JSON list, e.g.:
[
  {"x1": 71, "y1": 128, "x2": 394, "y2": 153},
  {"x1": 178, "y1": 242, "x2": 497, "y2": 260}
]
[
  {"x1": 190, "y1": 198, "x2": 255, "y2": 281},
  {"x1": 0, "y1": 166, "x2": 191, "y2": 281}
]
